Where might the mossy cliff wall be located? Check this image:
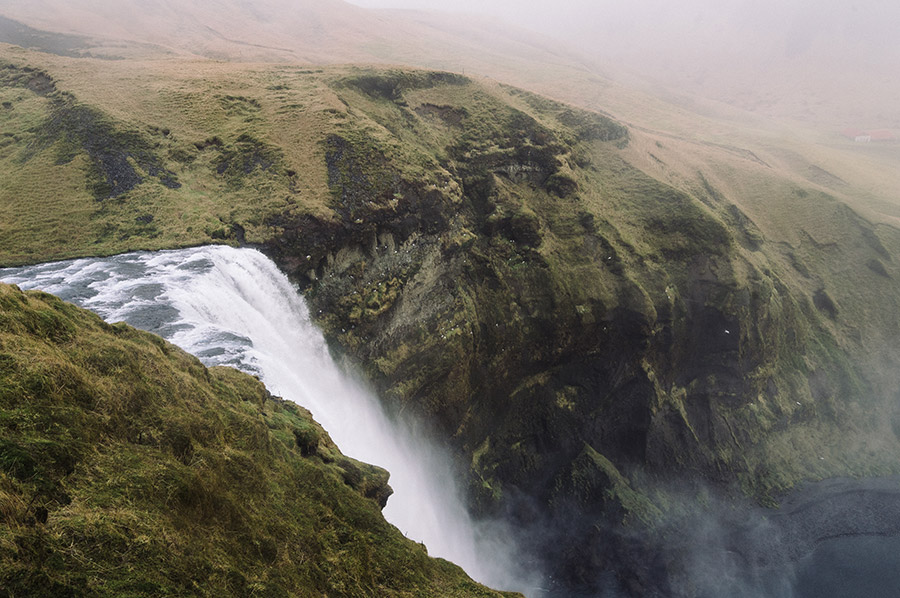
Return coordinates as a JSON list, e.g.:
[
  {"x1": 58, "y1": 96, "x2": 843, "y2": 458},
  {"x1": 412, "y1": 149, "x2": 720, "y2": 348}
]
[{"x1": 262, "y1": 71, "x2": 900, "y2": 594}]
